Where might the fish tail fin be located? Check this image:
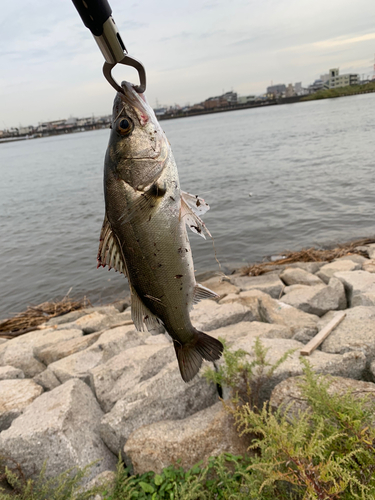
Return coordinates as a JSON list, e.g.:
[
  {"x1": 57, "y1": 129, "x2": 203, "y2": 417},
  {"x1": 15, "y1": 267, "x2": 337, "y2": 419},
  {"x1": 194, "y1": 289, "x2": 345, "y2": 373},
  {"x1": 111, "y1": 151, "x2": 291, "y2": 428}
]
[{"x1": 174, "y1": 330, "x2": 224, "y2": 383}]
